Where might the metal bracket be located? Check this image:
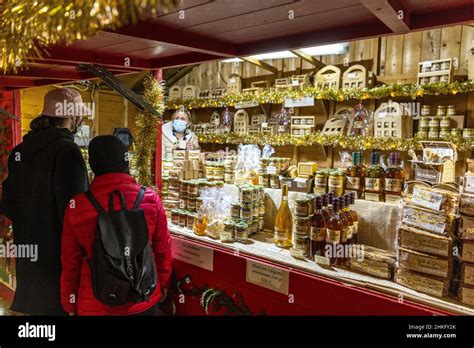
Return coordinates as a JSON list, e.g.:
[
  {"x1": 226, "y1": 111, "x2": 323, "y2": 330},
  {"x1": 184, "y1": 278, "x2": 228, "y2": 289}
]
[{"x1": 76, "y1": 64, "x2": 160, "y2": 117}]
